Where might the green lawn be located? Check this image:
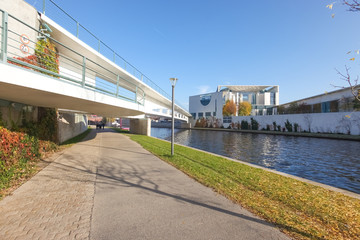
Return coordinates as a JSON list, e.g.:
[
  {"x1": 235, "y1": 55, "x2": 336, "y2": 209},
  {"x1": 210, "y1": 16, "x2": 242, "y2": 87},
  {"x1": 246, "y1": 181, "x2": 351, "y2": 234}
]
[{"x1": 128, "y1": 134, "x2": 360, "y2": 240}]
